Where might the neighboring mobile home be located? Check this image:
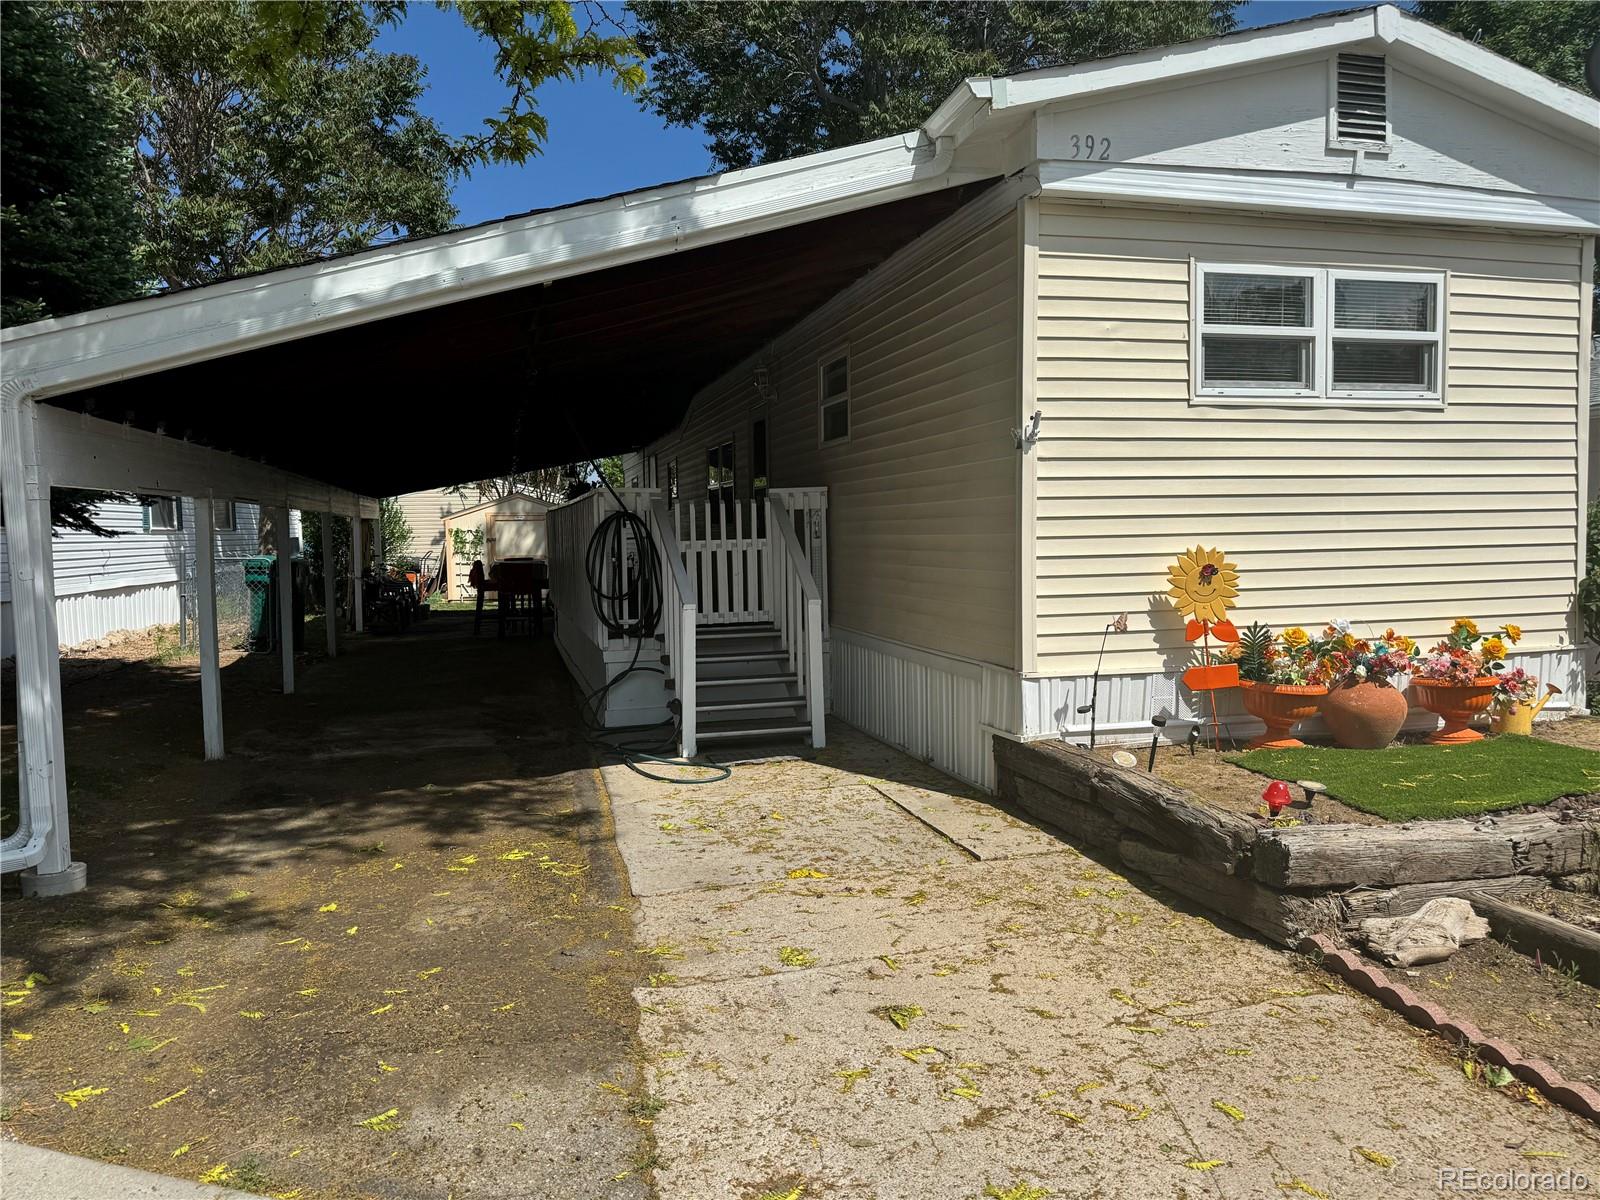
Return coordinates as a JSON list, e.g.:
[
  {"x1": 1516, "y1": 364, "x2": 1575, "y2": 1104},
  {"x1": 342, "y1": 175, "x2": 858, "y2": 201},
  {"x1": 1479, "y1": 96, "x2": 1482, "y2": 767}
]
[
  {"x1": 0, "y1": 496, "x2": 263, "y2": 658},
  {"x1": 594, "y1": 6, "x2": 1598, "y2": 788}
]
